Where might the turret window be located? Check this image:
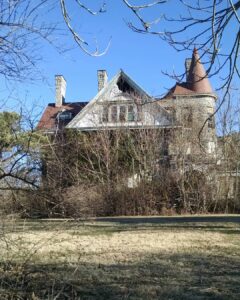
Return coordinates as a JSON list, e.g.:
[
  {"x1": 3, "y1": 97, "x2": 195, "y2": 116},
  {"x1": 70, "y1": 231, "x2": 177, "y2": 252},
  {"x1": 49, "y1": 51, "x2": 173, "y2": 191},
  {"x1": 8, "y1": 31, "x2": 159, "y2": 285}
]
[
  {"x1": 208, "y1": 114, "x2": 215, "y2": 128},
  {"x1": 182, "y1": 107, "x2": 192, "y2": 126}
]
